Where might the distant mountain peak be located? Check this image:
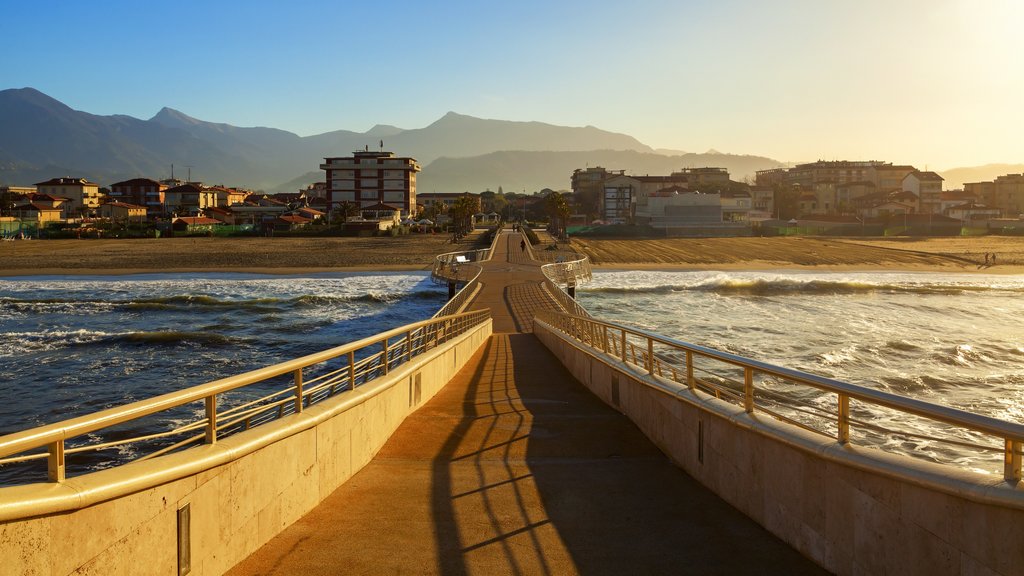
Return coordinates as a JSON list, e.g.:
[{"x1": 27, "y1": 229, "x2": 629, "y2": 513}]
[
  {"x1": 150, "y1": 107, "x2": 201, "y2": 126},
  {"x1": 364, "y1": 124, "x2": 404, "y2": 137},
  {"x1": 0, "y1": 86, "x2": 73, "y2": 113}
]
